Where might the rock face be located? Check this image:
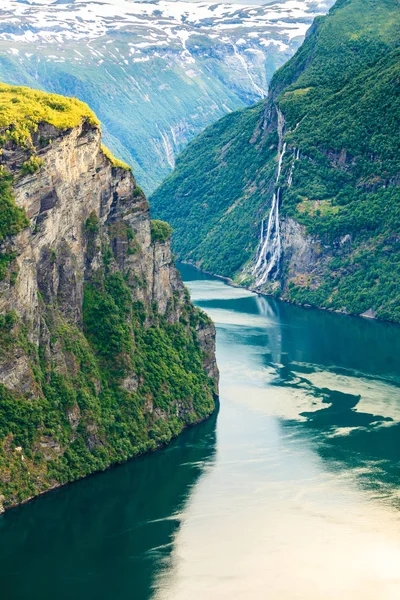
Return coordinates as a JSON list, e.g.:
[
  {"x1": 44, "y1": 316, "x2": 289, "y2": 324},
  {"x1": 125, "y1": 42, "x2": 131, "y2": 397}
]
[
  {"x1": 280, "y1": 218, "x2": 321, "y2": 283},
  {"x1": 0, "y1": 114, "x2": 218, "y2": 510}
]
